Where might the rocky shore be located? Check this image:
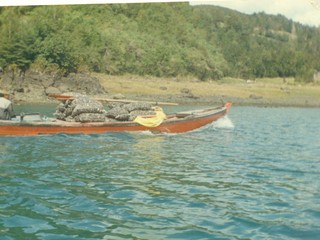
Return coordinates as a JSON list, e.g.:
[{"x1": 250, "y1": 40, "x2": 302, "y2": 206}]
[
  {"x1": 1, "y1": 70, "x2": 320, "y2": 107},
  {"x1": 0, "y1": 70, "x2": 105, "y2": 104}
]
